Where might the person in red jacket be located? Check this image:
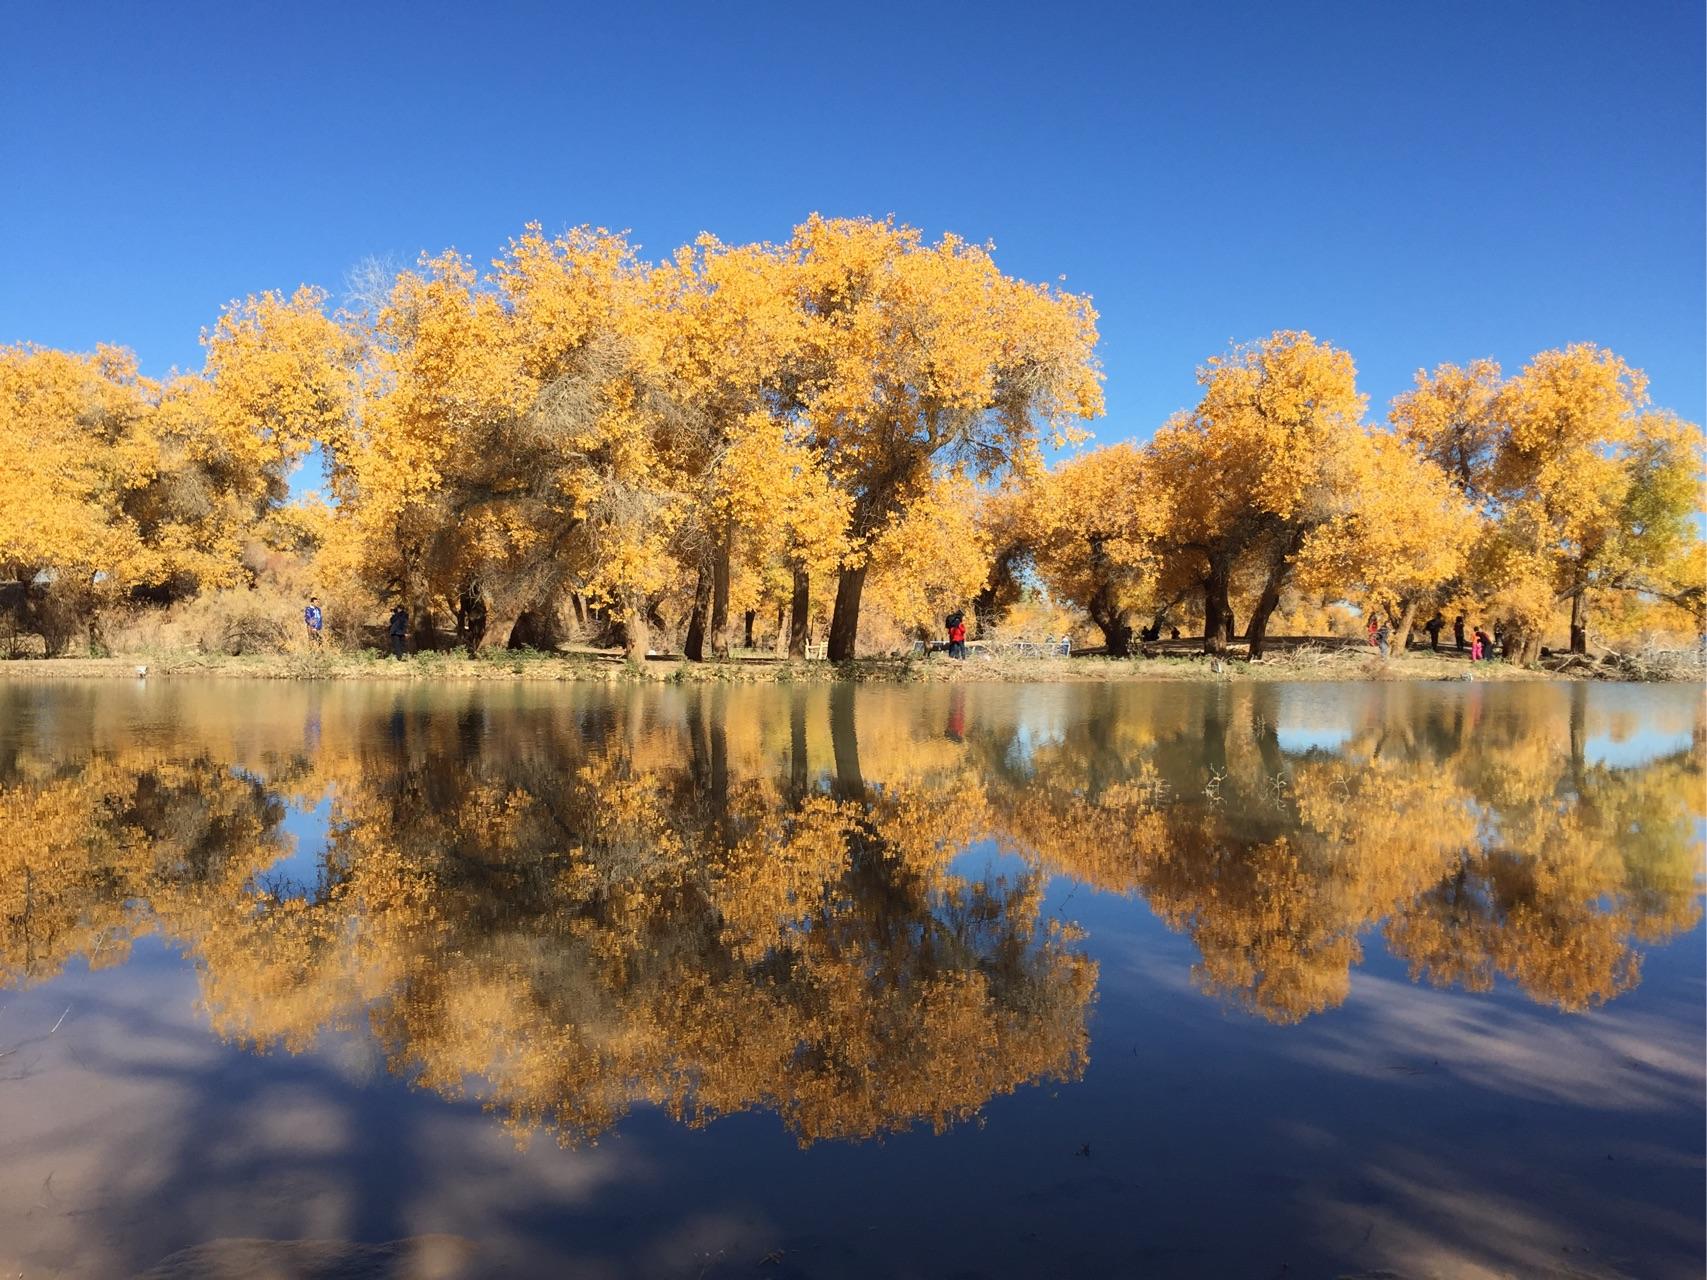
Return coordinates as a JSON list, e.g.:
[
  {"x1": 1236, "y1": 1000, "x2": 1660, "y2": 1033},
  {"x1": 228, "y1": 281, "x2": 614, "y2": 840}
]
[{"x1": 946, "y1": 609, "x2": 967, "y2": 660}]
